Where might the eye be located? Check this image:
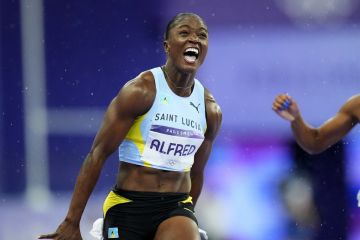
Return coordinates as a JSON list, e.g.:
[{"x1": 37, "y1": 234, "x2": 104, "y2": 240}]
[
  {"x1": 179, "y1": 31, "x2": 189, "y2": 36},
  {"x1": 198, "y1": 33, "x2": 208, "y2": 39}
]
